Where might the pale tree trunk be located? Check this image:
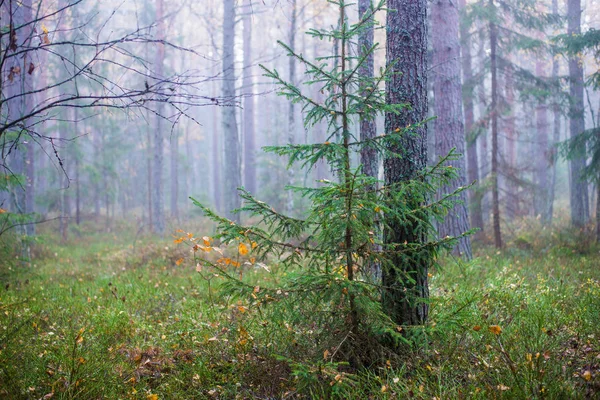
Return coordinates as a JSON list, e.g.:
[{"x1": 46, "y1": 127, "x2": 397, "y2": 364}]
[
  {"x1": 548, "y1": 0, "x2": 560, "y2": 223},
  {"x1": 74, "y1": 115, "x2": 80, "y2": 226},
  {"x1": 170, "y1": 129, "x2": 179, "y2": 220},
  {"x1": 489, "y1": 0, "x2": 502, "y2": 248},
  {"x1": 476, "y1": 44, "x2": 490, "y2": 231},
  {"x1": 384, "y1": 0, "x2": 429, "y2": 326},
  {"x1": 567, "y1": 0, "x2": 589, "y2": 228},
  {"x1": 146, "y1": 126, "x2": 152, "y2": 228},
  {"x1": 5, "y1": 0, "x2": 34, "y2": 245},
  {"x1": 152, "y1": 0, "x2": 166, "y2": 234},
  {"x1": 222, "y1": 0, "x2": 241, "y2": 222},
  {"x1": 432, "y1": 0, "x2": 472, "y2": 259},
  {"x1": 505, "y1": 63, "x2": 518, "y2": 218},
  {"x1": 312, "y1": 8, "x2": 328, "y2": 184},
  {"x1": 534, "y1": 55, "x2": 550, "y2": 223},
  {"x1": 459, "y1": 0, "x2": 483, "y2": 241},
  {"x1": 286, "y1": 0, "x2": 297, "y2": 215},
  {"x1": 242, "y1": 0, "x2": 256, "y2": 195}
]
